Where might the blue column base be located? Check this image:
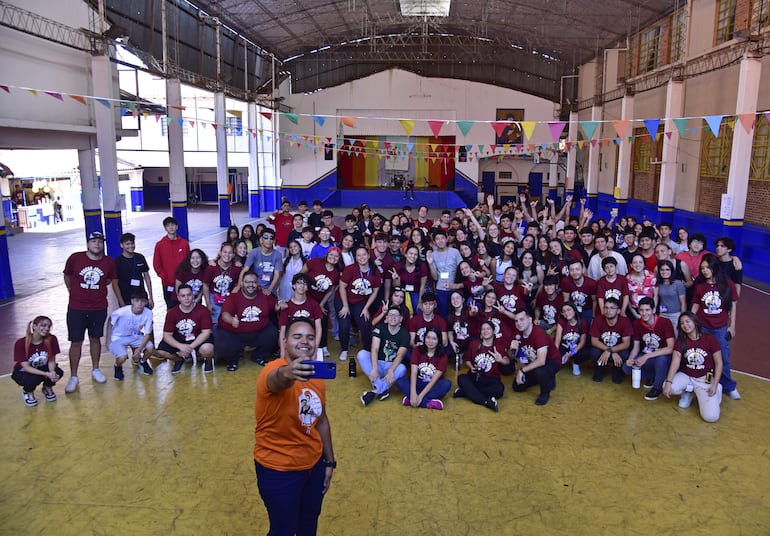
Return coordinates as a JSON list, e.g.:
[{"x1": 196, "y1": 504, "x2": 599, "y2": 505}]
[
  {"x1": 103, "y1": 210, "x2": 123, "y2": 257},
  {"x1": 219, "y1": 196, "x2": 231, "y2": 227},
  {"x1": 614, "y1": 199, "x2": 628, "y2": 219},
  {"x1": 261, "y1": 189, "x2": 280, "y2": 213},
  {"x1": 249, "y1": 190, "x2": 260, "y2": 218},
  {"x1": 172, "y1": 202, "x2": 190, "y2": 241},
  {"x1": 130, "y1": 188, "x2": 144, "y2": 212},
  {"x1": 657, "y1": 207, "x2": 675, "y2": 225},
  {"x1": 2, "y1": 197, "x2": 12, "y2": 223},
  {"x1": 722, "y1": 220, "x2": 744, "y2": 254},
  {"x1": 586, "y1": 194, "x2": 598, "y2": 214},
  {"x1": 0, "y1": 227, "x2": 14, "y2": 299},
  {"x1": 547, "y1": 188, "x2": 558, "y2": 206},
  {"x1": 84, "y1": 209, "x2": 103, "y2": 240}
]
